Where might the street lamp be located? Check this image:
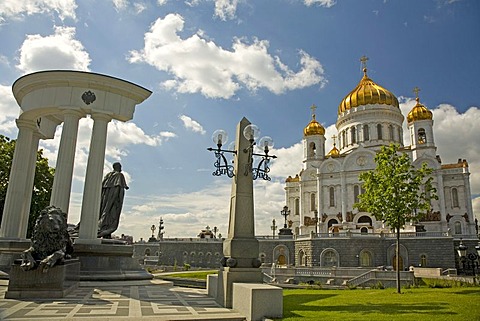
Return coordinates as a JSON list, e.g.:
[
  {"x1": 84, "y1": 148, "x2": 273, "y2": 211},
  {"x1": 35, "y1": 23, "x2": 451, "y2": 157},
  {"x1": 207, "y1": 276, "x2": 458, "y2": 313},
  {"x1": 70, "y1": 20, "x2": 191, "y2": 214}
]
[
  {"x1": 271, "y1": 219, "x2": 277, "y2": 239},
  {"x1": 207, "y1": 124, "x2": 277, "y2": 181},
  {"x1": 456, "y1": 239, "x2": 479, "y2": 279},
  {"x1": 281, "y1": 206, "x2": 290, "y2": 229}
]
